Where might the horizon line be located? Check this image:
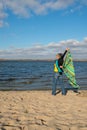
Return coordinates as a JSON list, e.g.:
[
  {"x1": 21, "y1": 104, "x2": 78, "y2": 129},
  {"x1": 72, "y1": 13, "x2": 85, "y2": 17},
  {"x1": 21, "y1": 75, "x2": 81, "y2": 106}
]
[{"x1": 0, "y1": 58, "x2": 87, "y2": 62}]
